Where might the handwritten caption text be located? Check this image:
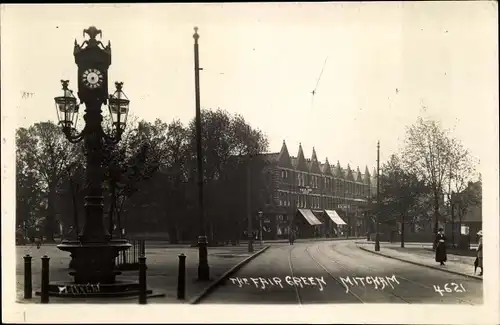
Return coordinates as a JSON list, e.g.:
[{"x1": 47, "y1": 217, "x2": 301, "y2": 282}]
[
  {"x1": 229, "y1": 276, "x2": 327, "y2": 291},
  {"x1": 340, "y1": 275, "x2": 400, "y2": 293},
  {"x1": 433, "y1": 283, "x2": 466, "y2": 296},
  {"x1": 58, "y1": 283, "x2": 100, "y2": 295}
]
